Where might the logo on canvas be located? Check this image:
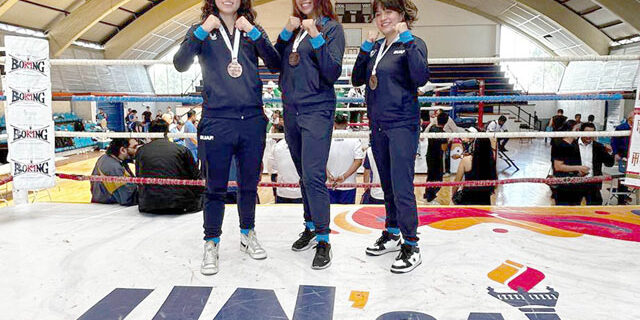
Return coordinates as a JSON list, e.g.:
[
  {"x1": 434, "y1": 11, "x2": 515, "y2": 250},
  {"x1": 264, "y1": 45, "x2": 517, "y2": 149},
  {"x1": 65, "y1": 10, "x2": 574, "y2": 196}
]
[
  {"x1": 9, "y1": 55, "x2": 46, "y2": 74},
  {"x1": 10, "y1": 88, "x2": 47, "y2": 105},
  {"x1": 13, "y1": 160, "x2": 50, "y2": 176},
  {"x1": 12, "y1": 126, "x2": 50, "y2": 143}
]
